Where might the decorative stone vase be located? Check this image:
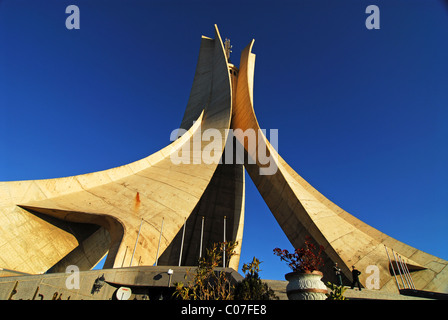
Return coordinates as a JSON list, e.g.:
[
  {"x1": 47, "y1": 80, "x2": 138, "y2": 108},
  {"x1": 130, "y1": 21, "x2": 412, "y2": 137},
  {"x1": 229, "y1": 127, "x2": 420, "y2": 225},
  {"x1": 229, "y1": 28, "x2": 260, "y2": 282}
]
[{"x1": 285, "y1": 271, "x2": 328, "y2": 300}]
